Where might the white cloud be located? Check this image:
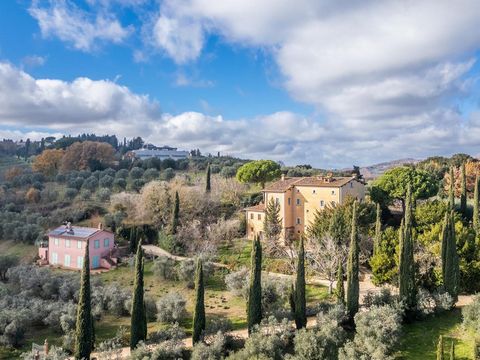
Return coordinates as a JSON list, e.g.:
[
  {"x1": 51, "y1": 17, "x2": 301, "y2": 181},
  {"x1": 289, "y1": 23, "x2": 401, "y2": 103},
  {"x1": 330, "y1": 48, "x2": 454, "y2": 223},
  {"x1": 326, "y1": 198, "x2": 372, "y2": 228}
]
[
  {"x1": 29, "y1": 0, "x2": 132, "y2": 52},
  {"x1": 21, "y1": 55, "x2": 47, "y2": 68},
  {"x1": 3, "y1": 62, "x2": 480, "y2": 167}
]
